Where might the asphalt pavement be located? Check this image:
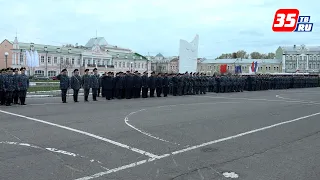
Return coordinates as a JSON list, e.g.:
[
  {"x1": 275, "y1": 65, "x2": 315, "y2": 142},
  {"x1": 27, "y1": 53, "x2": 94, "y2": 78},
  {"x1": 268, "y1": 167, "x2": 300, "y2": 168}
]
[{"x1": 1, "y1": 88, "x2": 320, "y2": 180}]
